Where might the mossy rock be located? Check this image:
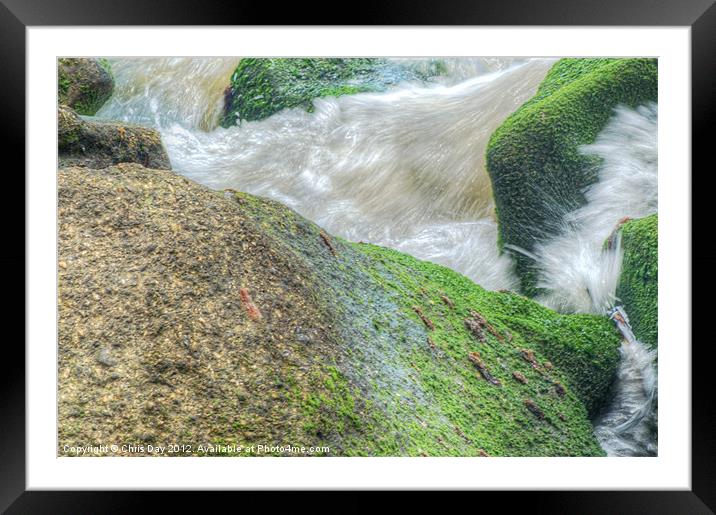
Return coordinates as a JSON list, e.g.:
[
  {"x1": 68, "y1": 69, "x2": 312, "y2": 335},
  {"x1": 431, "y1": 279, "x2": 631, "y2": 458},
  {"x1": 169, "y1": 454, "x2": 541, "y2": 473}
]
[
  {"x1": 58, "y1": 105, "x2": 171, "y2": 170},
  {"x1": 616, "y1": 215, "x2": 658, "y2": 348},
  {"x1": 220, "y1": 58, "x2": 431, "y2": 126},
  {"x1": 486, "y1": 58, "x2": 658, "y2": 295},
  {"x1": 59, "y1": 163, "x2": 622, "y2": 456},
  {"x1": 58, "y1": 58, "x2": 115, "y2": 116}
]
